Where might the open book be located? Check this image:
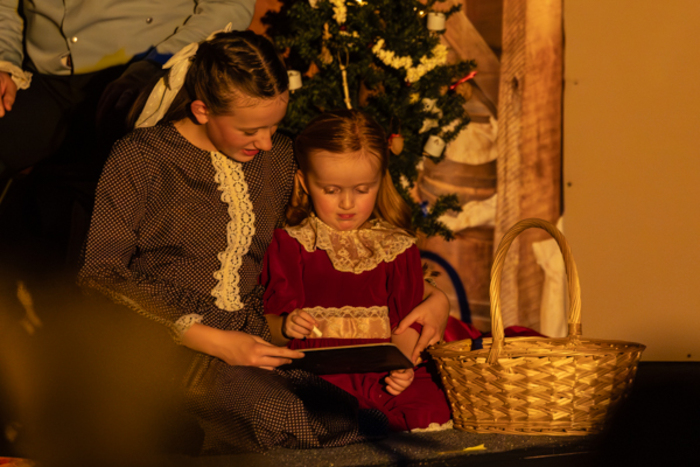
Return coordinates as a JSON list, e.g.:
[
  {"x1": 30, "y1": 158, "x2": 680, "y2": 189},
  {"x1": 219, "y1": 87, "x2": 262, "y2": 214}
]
[{"x1": 282, "y1": 343, "x2": 414, "y2": 374}]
